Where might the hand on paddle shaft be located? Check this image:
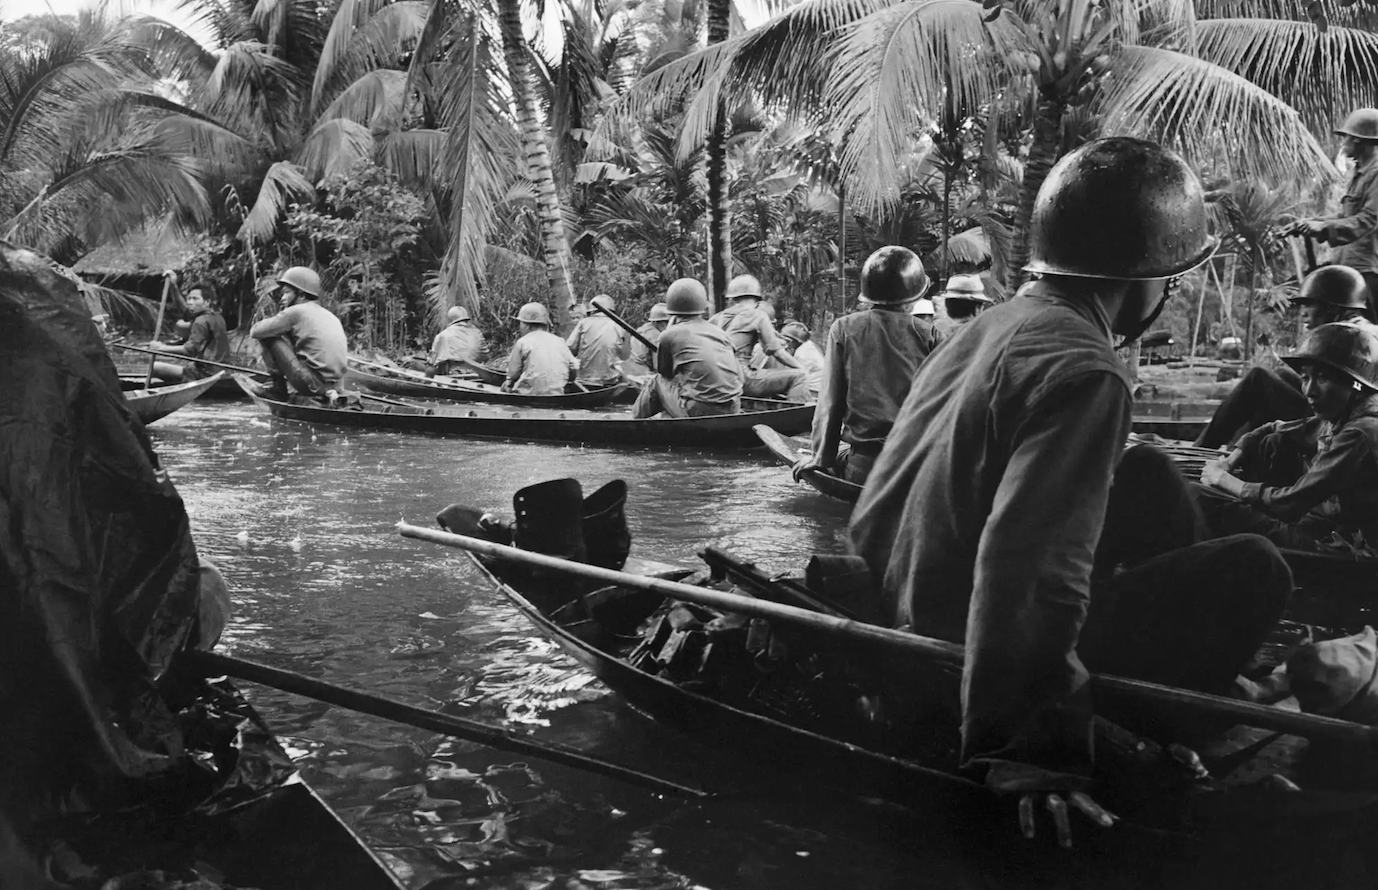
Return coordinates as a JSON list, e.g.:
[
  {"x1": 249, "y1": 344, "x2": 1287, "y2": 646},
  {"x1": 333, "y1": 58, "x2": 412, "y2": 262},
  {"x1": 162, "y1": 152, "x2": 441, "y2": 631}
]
[
  {"x1": 1018, "y1": 791, "x2": 1118, "y2": 849},
  {"x1": 791, "y1": 455, "x2": 828, "y2": 482}
]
